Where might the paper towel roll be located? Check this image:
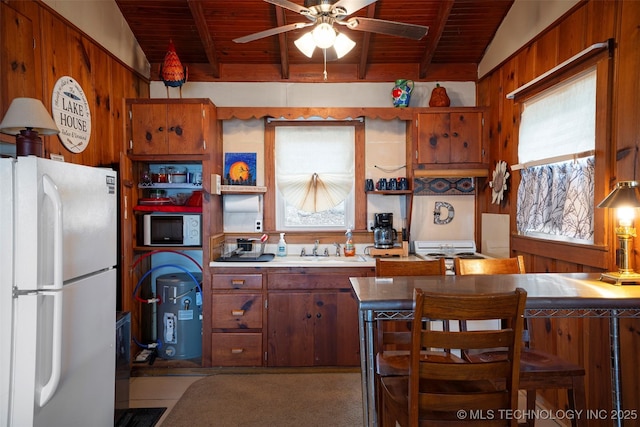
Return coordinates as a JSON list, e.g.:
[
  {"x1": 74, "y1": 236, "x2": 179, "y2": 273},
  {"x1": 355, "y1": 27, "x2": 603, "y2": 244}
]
[{"x1": 224, "y1": 194, "x2": 260, "y2": 213}]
